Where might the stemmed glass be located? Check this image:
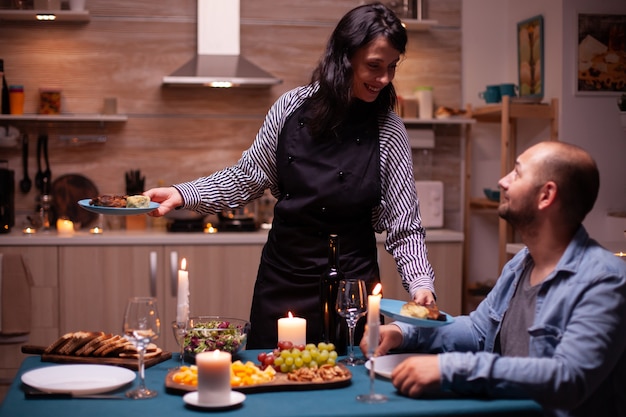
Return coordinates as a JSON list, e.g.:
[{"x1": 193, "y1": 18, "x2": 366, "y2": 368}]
[
  {"x1": 122, "y1": 297, "x2": 161, "y2": 399},
  {"x1": 335, "y1": 279, "x2": 368, "y2": 366},
  {"x1": 171, "y1": 320, "x2": 188, "y2": 369}
]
